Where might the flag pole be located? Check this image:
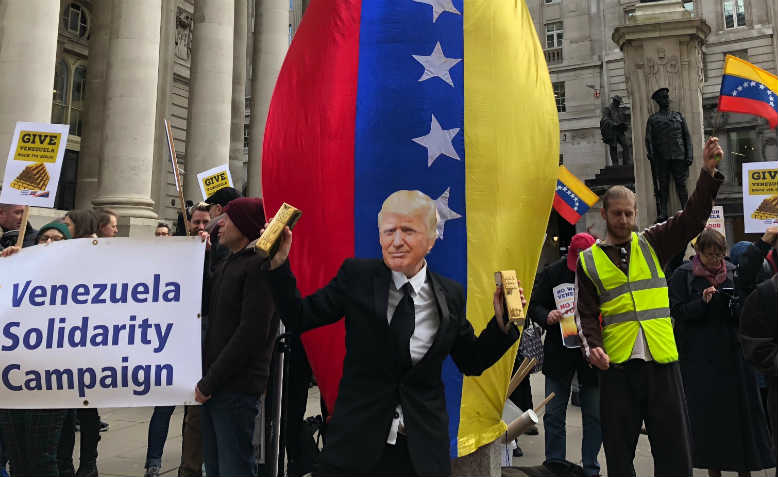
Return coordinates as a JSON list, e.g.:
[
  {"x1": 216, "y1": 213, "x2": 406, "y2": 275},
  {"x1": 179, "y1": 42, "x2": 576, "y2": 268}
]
[
  {"x1": 164, "y1": 119, "x2": 190, "y2": 236},
  {"x1": 14, "y1": 205, "x2": 30, "y2": 247}
]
